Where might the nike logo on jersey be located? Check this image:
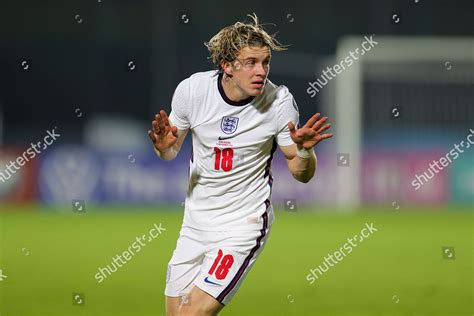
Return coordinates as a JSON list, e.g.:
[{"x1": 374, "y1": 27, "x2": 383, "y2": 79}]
[
  {"x1": 218, "y1": 135, "x2": 235, "y2": 140},
  {"x1": 204, "y1": 276, "x2": 221, "y2": 285}
]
